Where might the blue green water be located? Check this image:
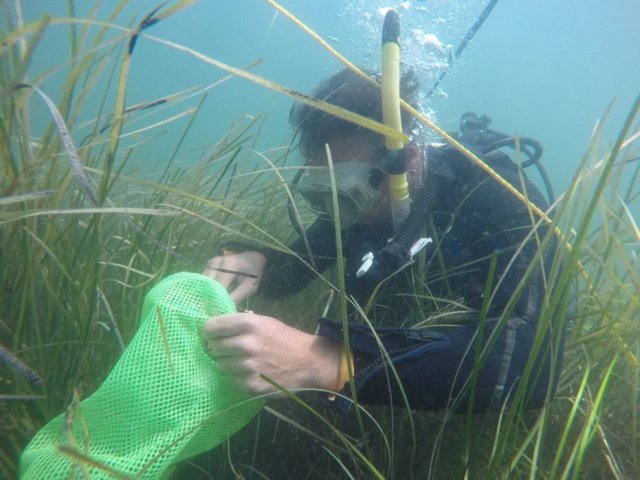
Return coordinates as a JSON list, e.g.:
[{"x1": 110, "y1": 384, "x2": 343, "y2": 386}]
[
  {"x1": 19, "y1": 0, "x2": 640, "y2": 198},
  {"x1": 7, "y1": 2, "x2": 640, "y2": 477}
]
